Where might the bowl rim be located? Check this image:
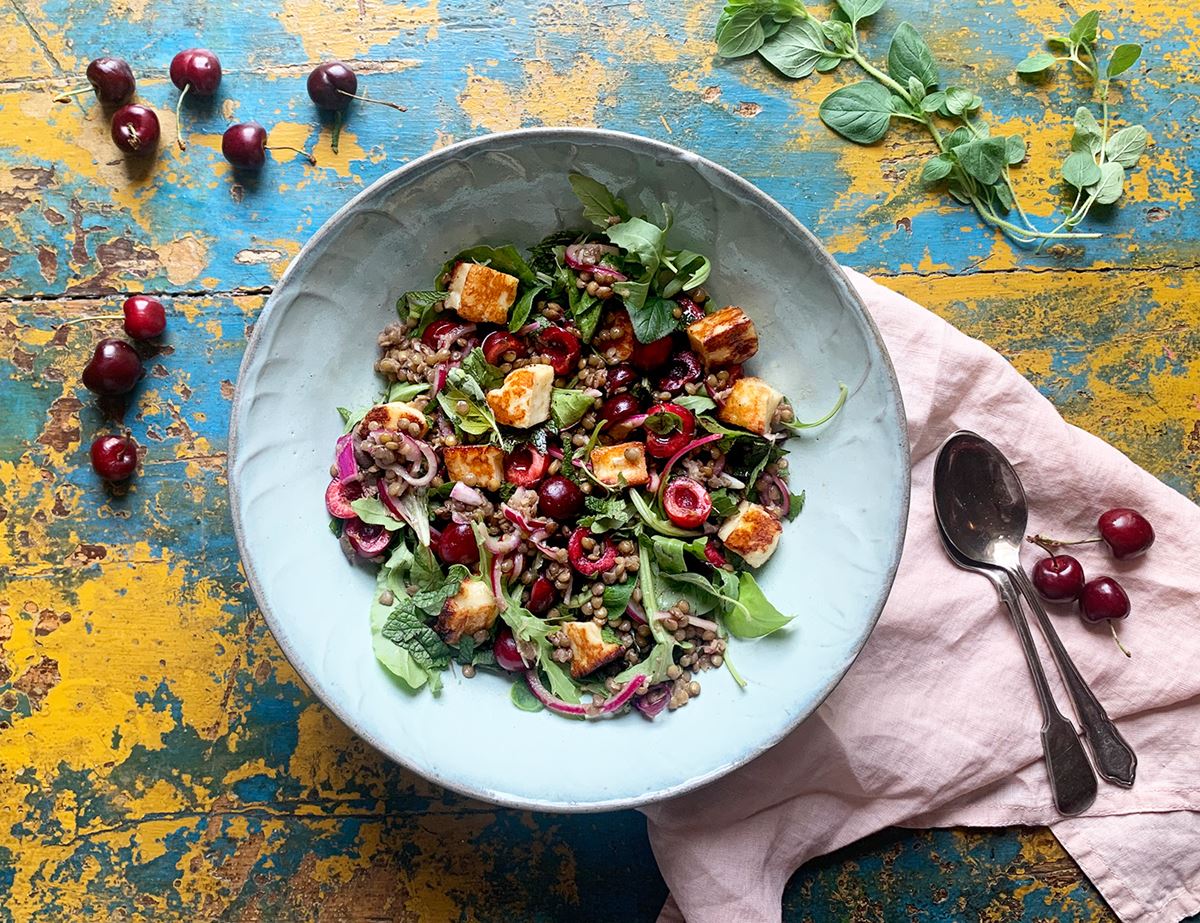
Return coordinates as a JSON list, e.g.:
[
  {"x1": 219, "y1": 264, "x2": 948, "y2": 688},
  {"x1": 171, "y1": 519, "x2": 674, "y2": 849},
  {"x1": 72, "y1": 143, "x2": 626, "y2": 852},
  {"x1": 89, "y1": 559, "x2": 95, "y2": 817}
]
[{"x1": 228, "y1": 126, "x2": 911, "y2": 812}]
